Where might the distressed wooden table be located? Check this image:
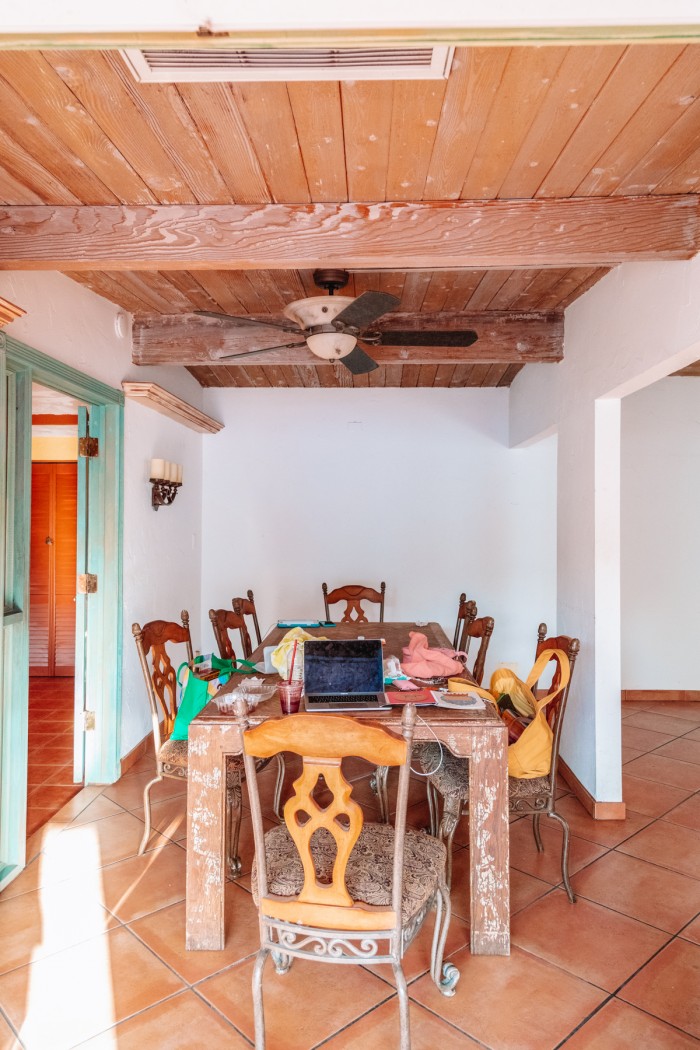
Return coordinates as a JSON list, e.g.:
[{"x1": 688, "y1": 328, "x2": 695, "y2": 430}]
[{"x1": 186, "y1": 621, "x2": 510, "y2": 955}]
